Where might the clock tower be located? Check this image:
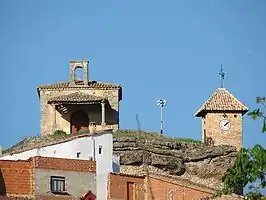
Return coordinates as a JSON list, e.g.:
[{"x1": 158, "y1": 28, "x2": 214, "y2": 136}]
[{"x1": 194, "y1": 88, "x2": 248, "y2": 150}]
